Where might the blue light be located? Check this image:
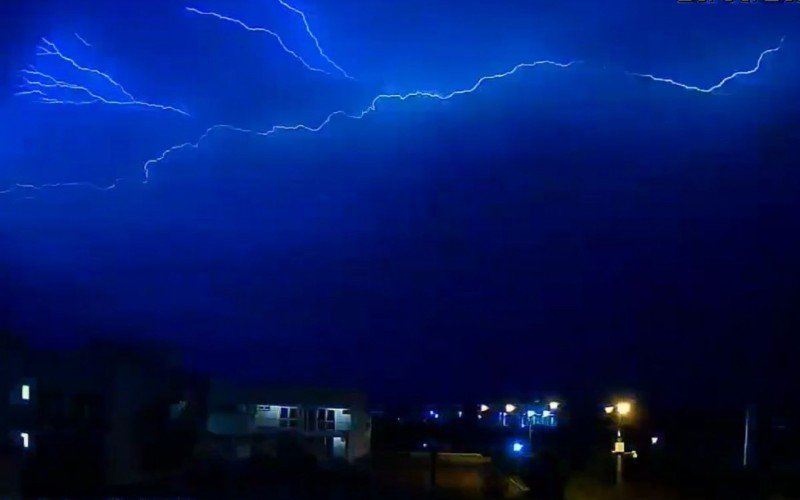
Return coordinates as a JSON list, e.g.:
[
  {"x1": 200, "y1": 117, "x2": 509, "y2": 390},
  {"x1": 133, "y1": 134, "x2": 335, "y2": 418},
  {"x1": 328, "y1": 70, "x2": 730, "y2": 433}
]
[{"x1": 512, "y1": 442, "x2": 524, "y2": 453}]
